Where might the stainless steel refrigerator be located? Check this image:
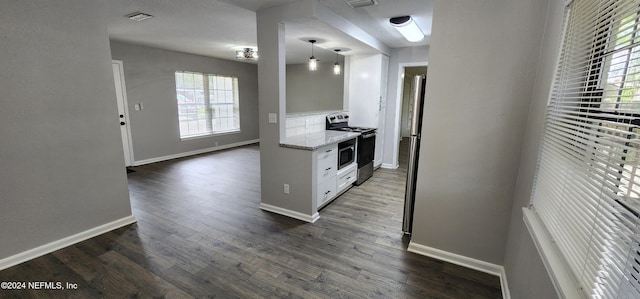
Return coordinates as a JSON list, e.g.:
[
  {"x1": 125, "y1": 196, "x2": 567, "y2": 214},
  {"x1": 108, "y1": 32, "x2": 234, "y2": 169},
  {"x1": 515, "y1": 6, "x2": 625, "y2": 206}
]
[{"x1": 403, "y1": 74, "x2": 427, "y2": 235}]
